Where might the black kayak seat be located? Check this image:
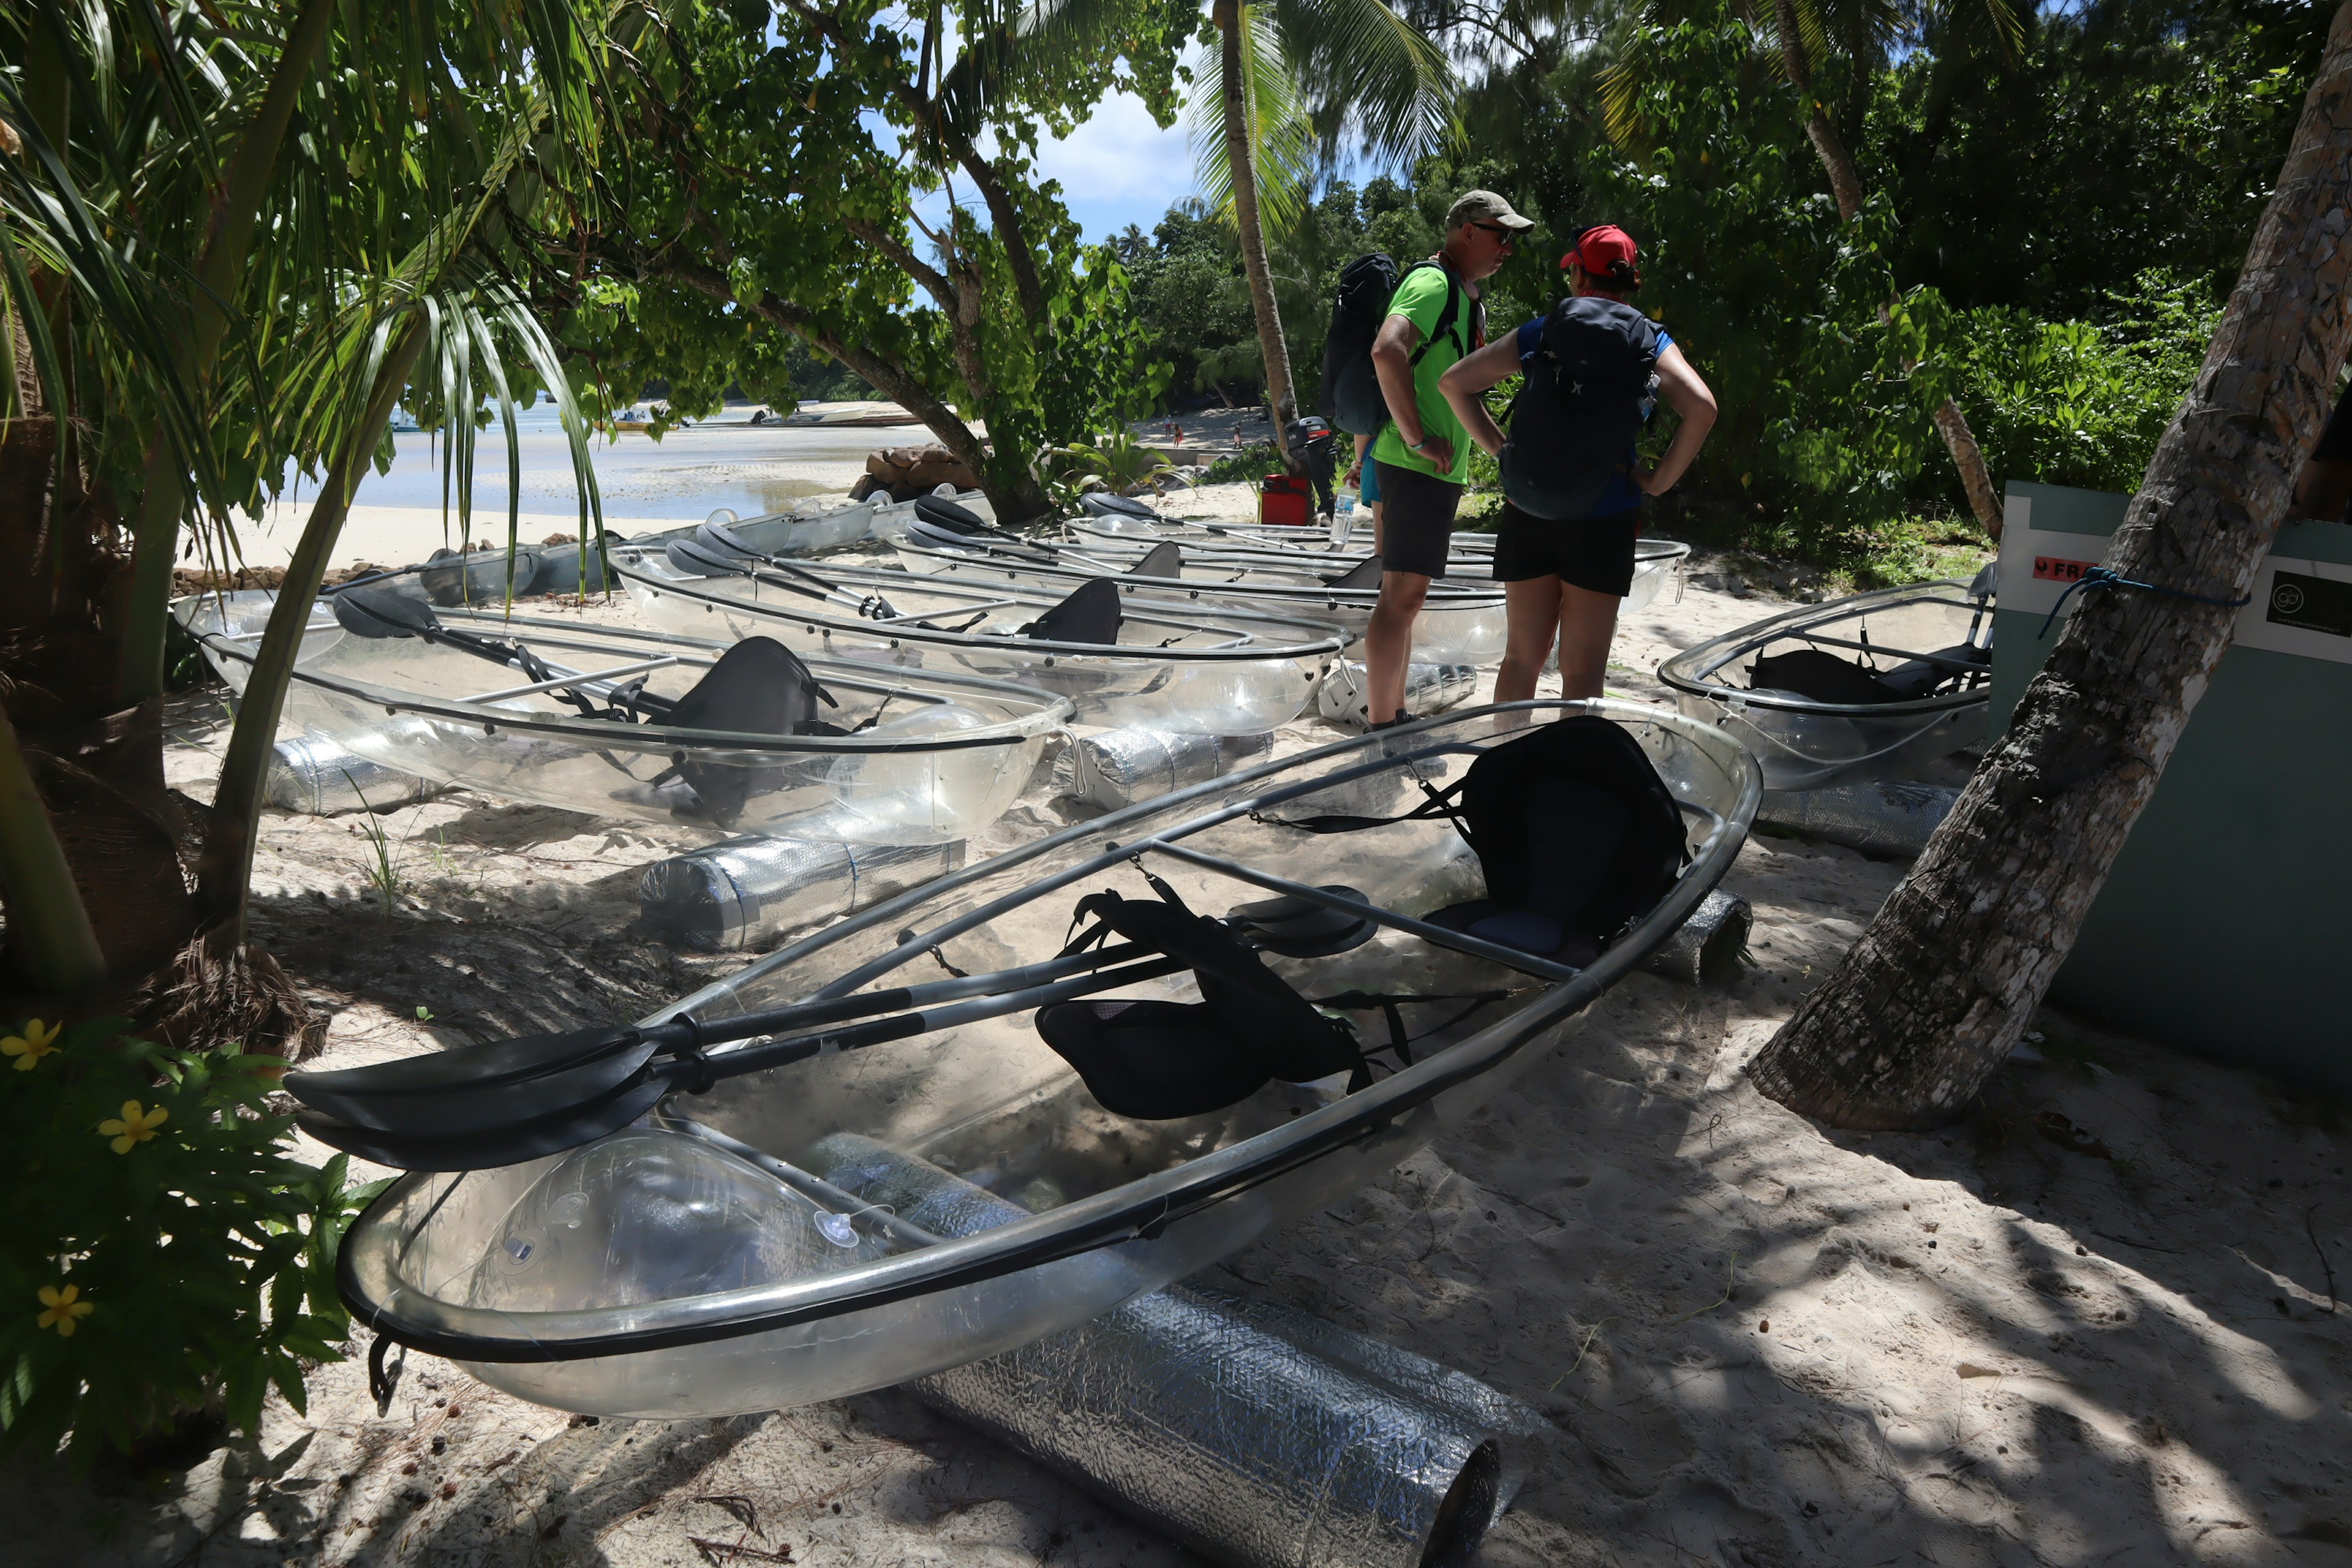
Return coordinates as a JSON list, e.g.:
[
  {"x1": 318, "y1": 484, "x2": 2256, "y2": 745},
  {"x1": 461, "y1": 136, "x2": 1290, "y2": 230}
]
[
  {"x1": 1748, "y1": 647, "x2": 1912, "y2": 706},
  {"x1": 1420, "y1": 718, "x2": 1684, "y2": 967},
  {"x1": 1128, "y1": 541, "x2": 1184, "y2": 579},
  {"x1": 1225, "y1": 886, "x2": 1377, "y2": 957},
  {"x1": 1321, "y1": 556, "x2": 1385, "y2": 590},
  {"x1": 663, "y1": 636, "x2": 839, "y2": 825},
  {"x1": 1020, "y1": 576, "x2": 1124, "y2": 644},
  {"x1": 1874, "y1": 642, "x2": 1991, "y2": 699},
  {"x1": 1035, "y1": 886, "x2": 1366, "y2": 1120}
]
